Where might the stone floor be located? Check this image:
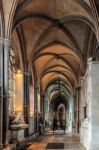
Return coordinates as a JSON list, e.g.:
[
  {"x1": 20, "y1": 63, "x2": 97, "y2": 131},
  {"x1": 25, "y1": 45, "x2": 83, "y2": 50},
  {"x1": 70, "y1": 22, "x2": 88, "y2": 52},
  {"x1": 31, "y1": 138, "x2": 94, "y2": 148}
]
[{"x1": 26, "y1": 130, "x2": 86, "y2": 150}]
